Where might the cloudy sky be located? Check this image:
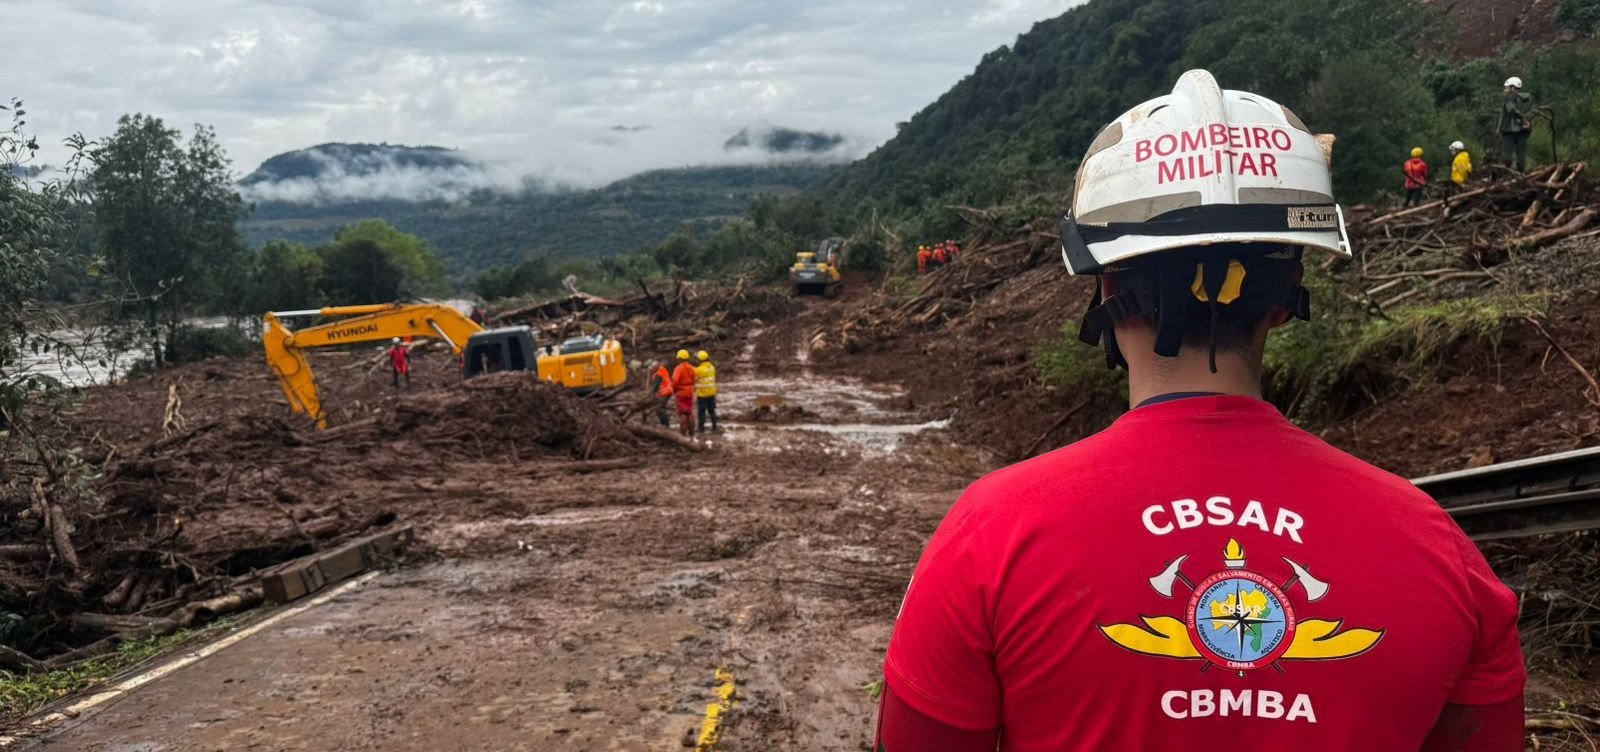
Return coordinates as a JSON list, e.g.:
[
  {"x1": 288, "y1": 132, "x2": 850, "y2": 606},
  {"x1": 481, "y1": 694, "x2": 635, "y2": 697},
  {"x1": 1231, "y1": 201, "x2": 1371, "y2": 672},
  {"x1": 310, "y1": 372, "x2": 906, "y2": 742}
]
[{"x1": 4, "y1": 0, "x2": 1082, "y2": 190}]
